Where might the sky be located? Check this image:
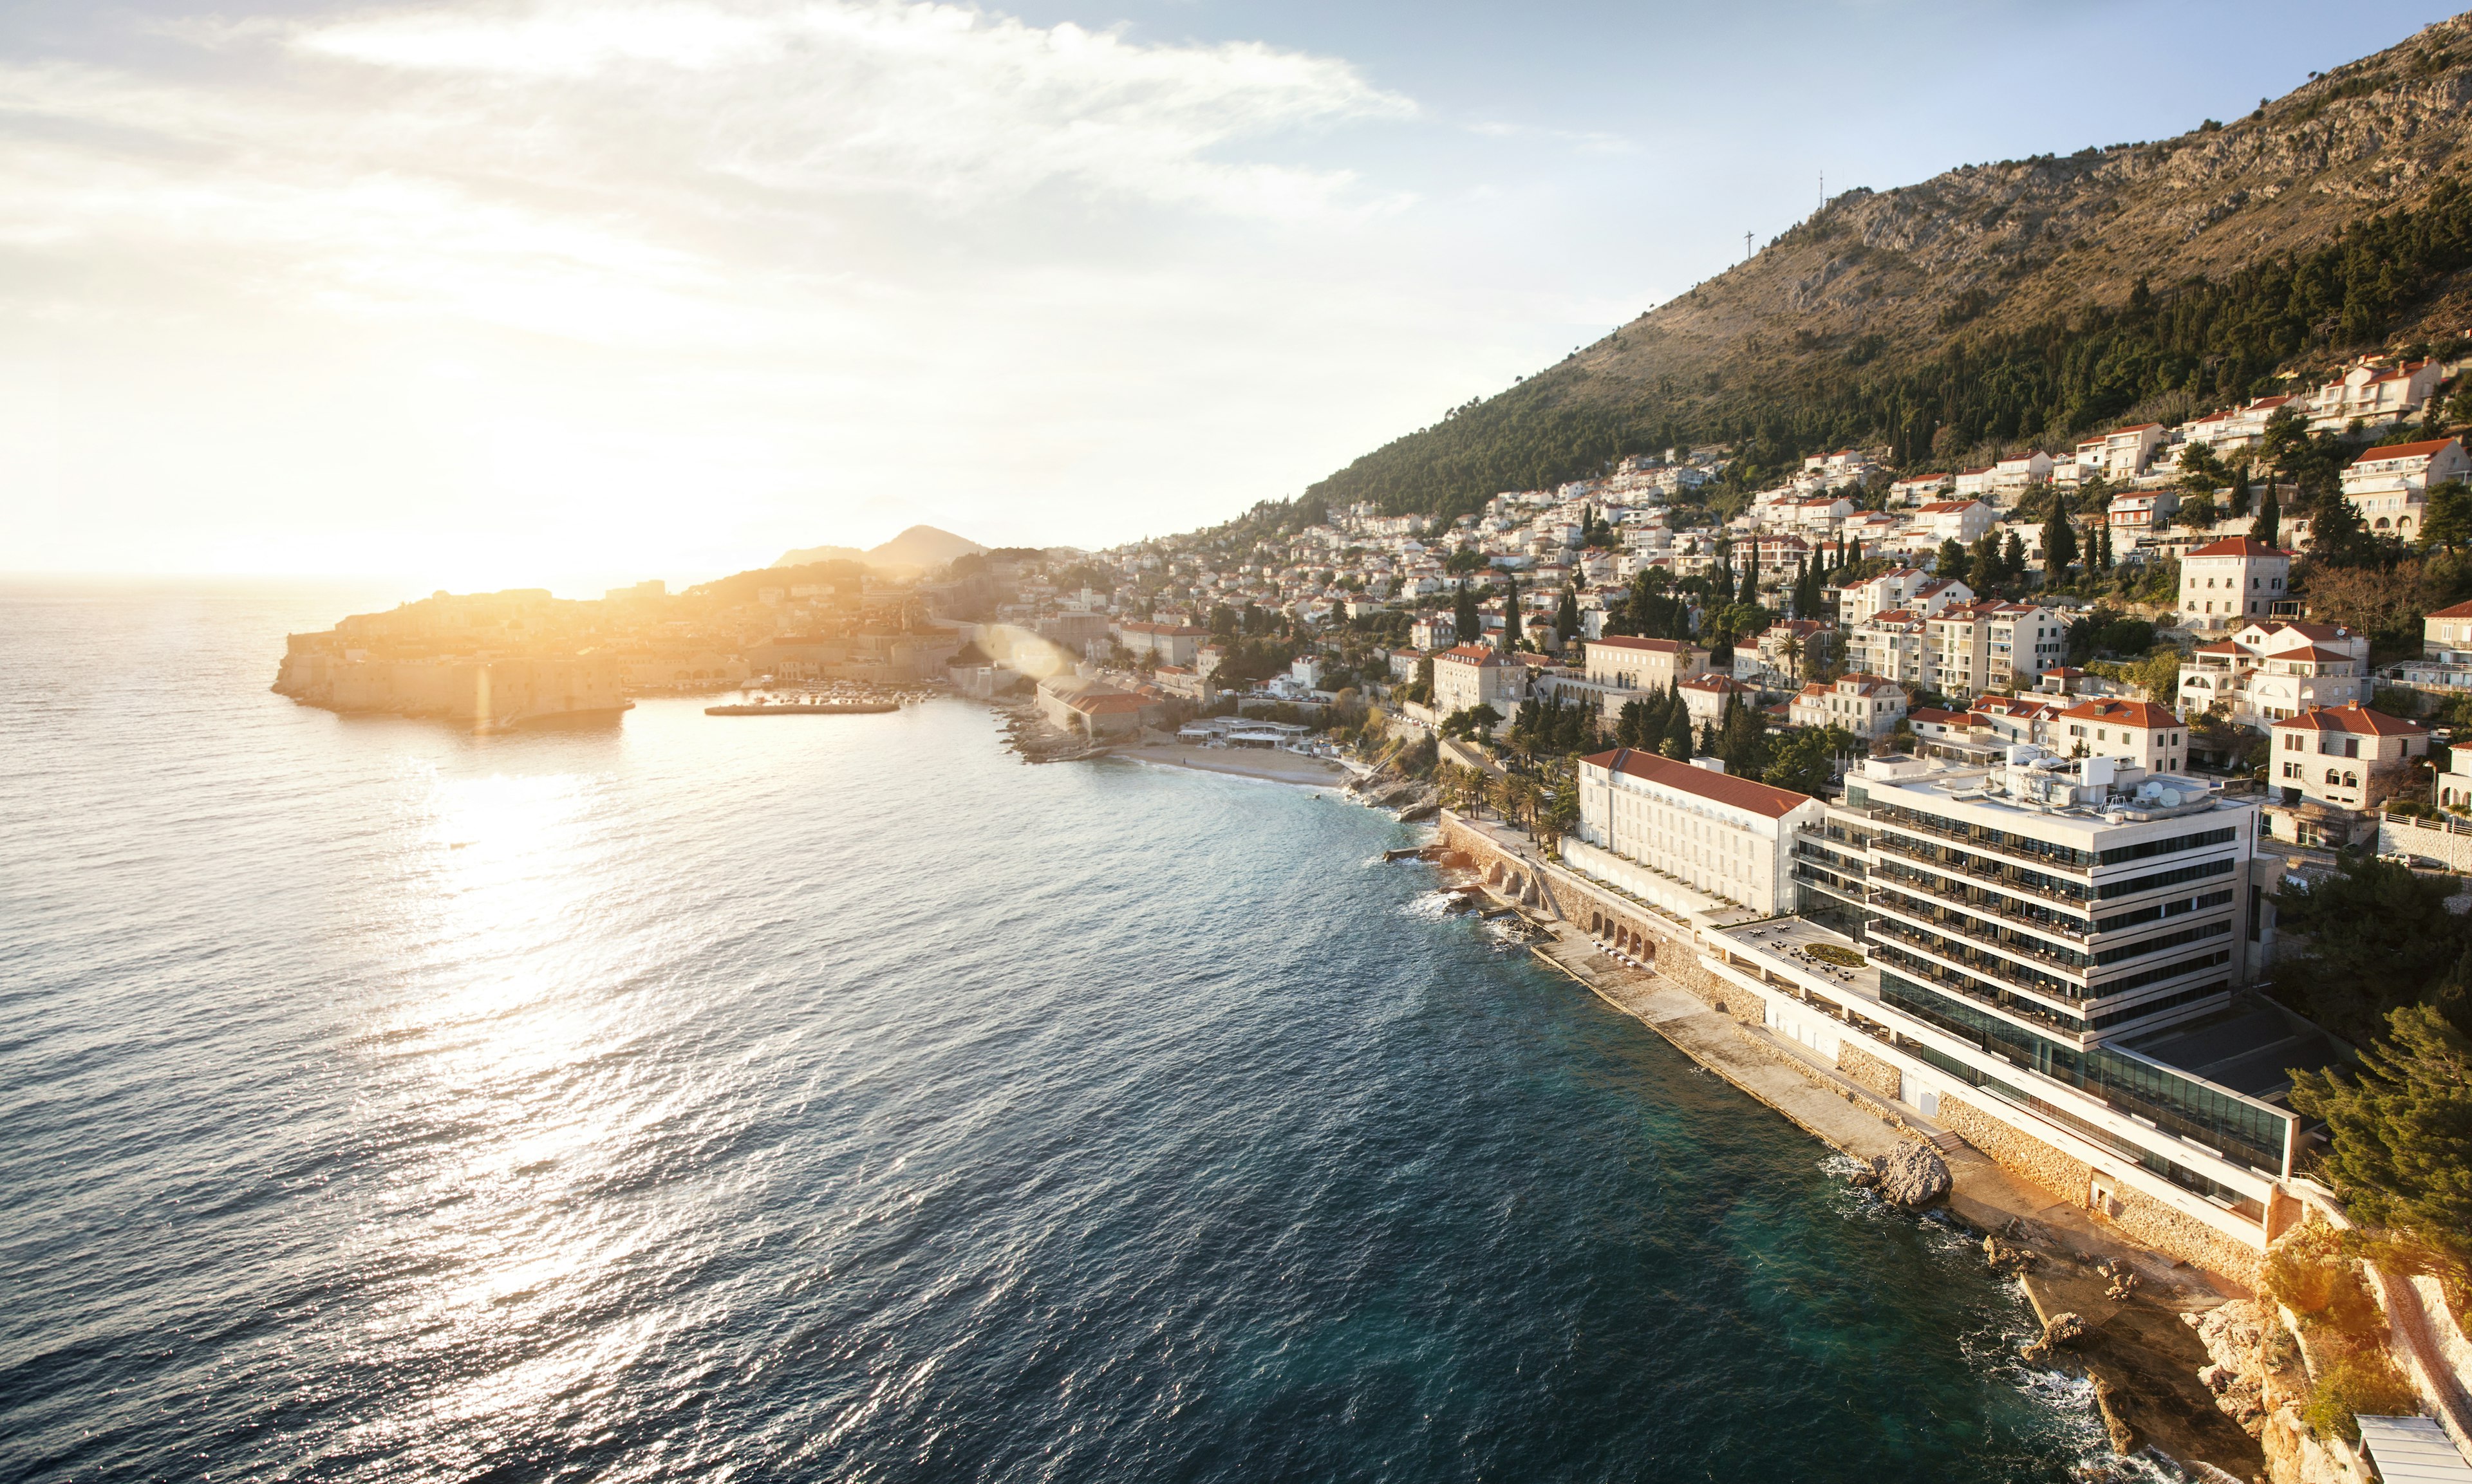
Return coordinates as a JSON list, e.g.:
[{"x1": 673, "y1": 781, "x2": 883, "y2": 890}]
[{"x1": 0, "y1": 0, "x2": 2462, "y2": 592}]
